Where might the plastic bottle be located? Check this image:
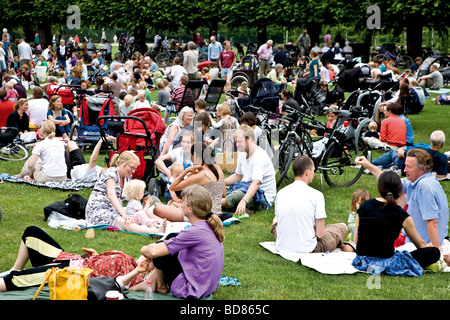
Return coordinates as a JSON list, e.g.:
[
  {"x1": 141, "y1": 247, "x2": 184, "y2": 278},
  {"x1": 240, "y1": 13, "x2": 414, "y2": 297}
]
[{"x1": 144, "y1": 280, "x2": 154, "y2": 300}]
